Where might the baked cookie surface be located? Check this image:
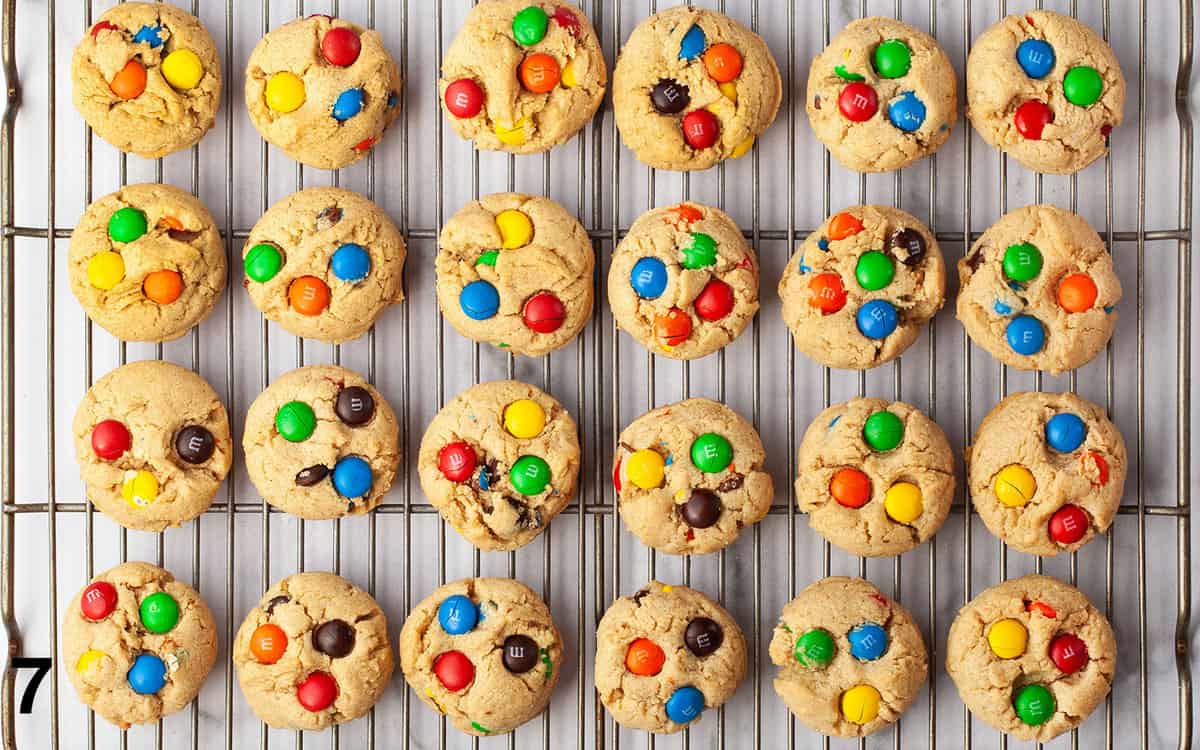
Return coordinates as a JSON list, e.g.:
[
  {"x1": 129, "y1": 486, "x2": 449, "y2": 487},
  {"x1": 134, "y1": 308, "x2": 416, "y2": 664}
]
[
  {"x1": 807, "y1": 17, "x2": 957, "y2": 172},
  {"x1": 769, "y1": 577, "x2": 928, "y2": 738},
  {"x1": 437, "y1": 193, "x2": 594, "y2": 356},
  {"x1": 595, "y1": 582, "x2": 747, "y2": 734},
  {"x1": 245, "y1": 15, "x2": 402, "y2": 169},
  {"x1": 609, "y1": 203, "x2": 759, "y2": 359},
  {"x1": 613, "y1": 397, "x2": 772, "y2": 555},
  {"x1": 779, "y1": 205, "x2": 945, "y2": 370},
  {"x1": 613, "y1": 6, "x2": 781, "y2": 170},
  {"x1": 418, "y1": 380, "x2": 580, "y2": 551},
  {"x1": 63, "y1": 562, "x2": 218, "y2": 728},
  {"x1": 72, "y1": 2, "x2": 221, "y2": 158},
  {"x1": 243, "y1": 187, "x2": 406, "y2": 343},
  {"x1": 946, "y1": 575, "x2": 1116, "y2": 742},
  {"x1": 967, "y1": 10, "x2": 1125, "y2": 174},
  {"x1": 399, "y1": 577, "x2": 563, "y2": 736},
  {"x1": 957, "y1": 204, "x2": 1120, "y2": 374},
  {"x1": 233, "y1": 572, "x2": 394, "y2": 730},
  {"x1": 72, "y1": 360, "x2": 232, "y2": 532},
  {"x1": 242, "y1": 365, "x2": 400, "y2": 520},
  {"x1": 440, "y1": 1, "x2": 606, "y2": 153}
]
